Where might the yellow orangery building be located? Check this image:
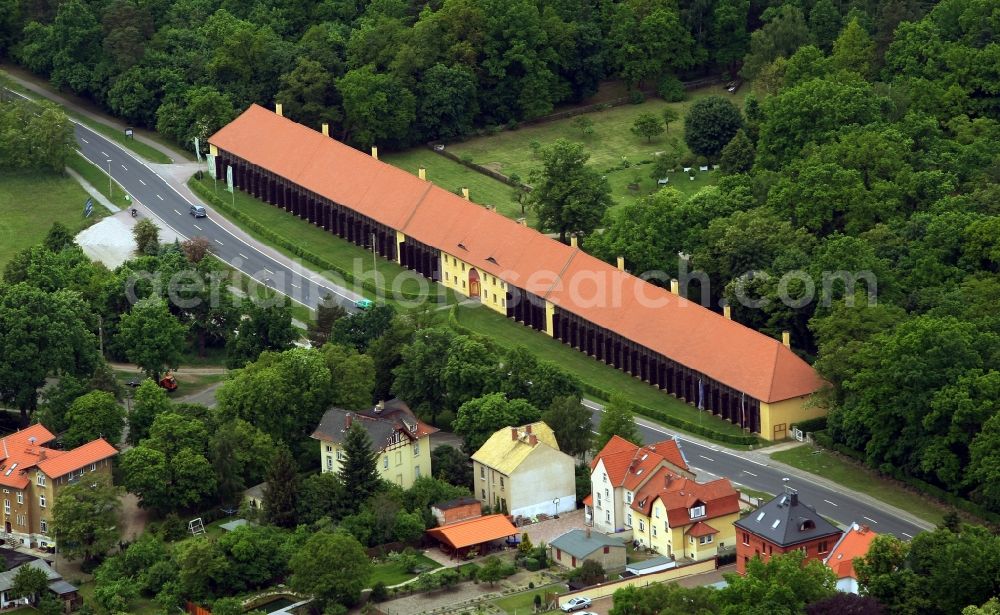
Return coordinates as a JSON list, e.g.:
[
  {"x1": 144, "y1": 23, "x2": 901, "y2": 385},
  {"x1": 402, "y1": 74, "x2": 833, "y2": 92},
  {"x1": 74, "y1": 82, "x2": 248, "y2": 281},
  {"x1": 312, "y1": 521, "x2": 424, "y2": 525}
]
[{"x1": 210, "y1": 105, "x2": 829, "y2": 440}]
